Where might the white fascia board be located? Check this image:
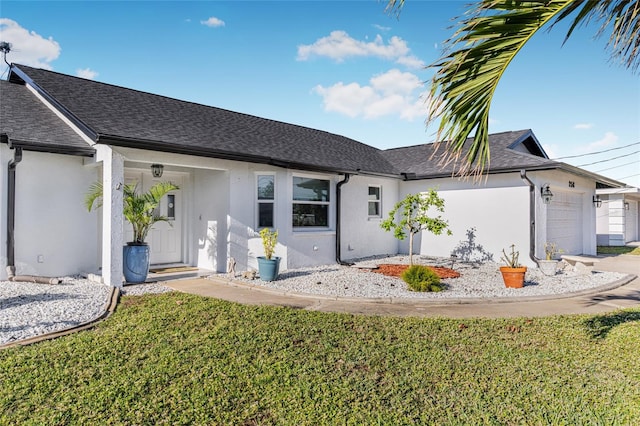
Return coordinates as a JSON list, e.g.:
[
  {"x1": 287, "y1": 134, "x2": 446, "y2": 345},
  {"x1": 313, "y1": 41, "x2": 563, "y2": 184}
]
[{"x1": 24, "y1": 83, "x2": 96, "y2": 147}]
